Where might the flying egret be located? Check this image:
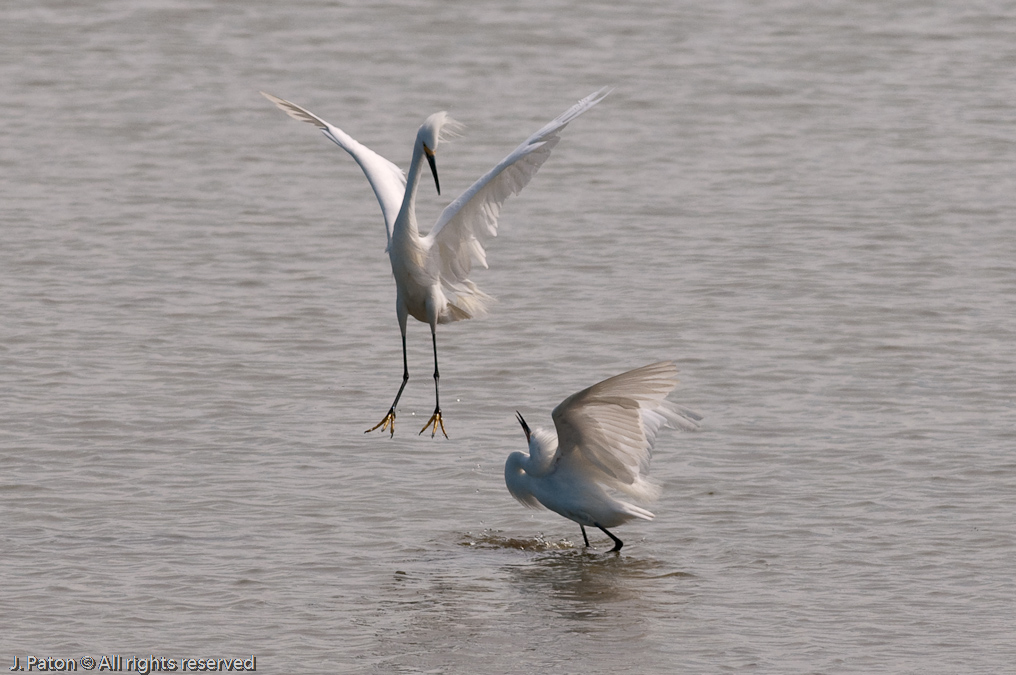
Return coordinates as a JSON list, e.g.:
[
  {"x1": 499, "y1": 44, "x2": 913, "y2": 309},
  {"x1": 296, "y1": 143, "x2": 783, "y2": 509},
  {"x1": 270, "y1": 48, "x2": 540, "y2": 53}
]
[
  {"x1": 505, "y1": 361, "x2": 702, "y2": 552},
  {"x1": 262, "y1": 88, "x2": 609, "y2": 438}
]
